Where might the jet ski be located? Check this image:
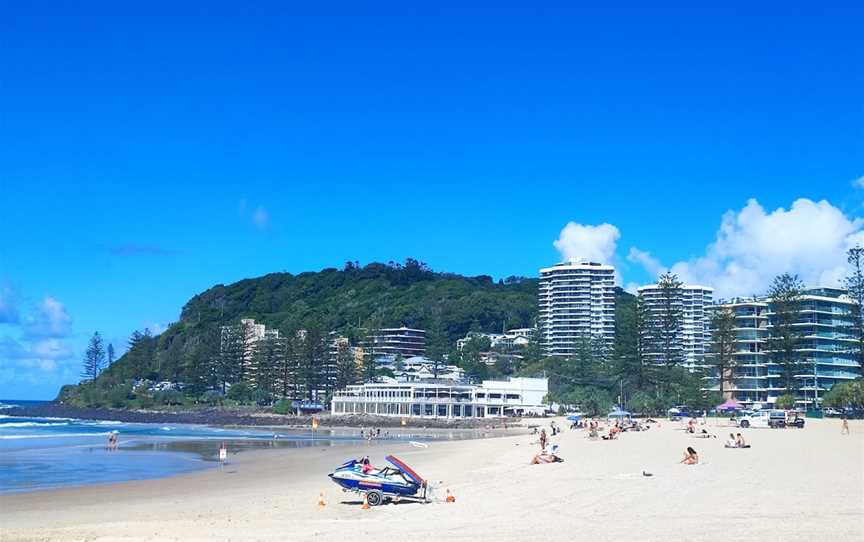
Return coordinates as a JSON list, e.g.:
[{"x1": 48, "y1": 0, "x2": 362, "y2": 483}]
[{"x1": 328, "y1": 454, "x2": 428, "y2": 506}]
